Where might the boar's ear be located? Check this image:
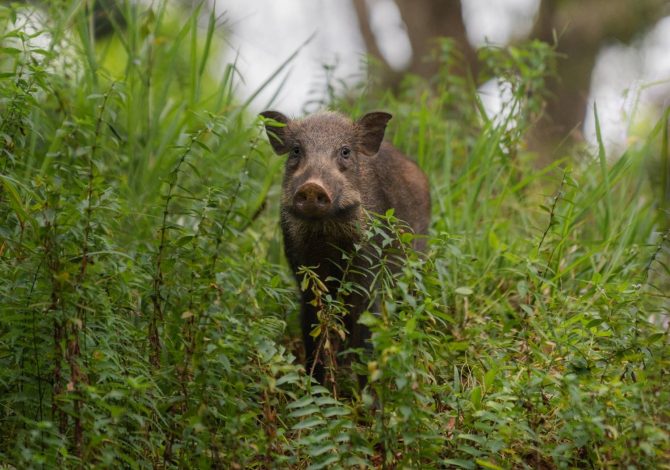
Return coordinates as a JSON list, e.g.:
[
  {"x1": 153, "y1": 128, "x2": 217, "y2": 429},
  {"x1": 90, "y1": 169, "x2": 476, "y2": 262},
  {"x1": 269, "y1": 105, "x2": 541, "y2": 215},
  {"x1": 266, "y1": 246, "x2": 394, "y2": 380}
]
[
  {"x1": 260, "y1": 110, "x2": 291, "y2": 154},
  {"x1": 356, "y1": 112, "x2": 392, "y2": 156}
]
